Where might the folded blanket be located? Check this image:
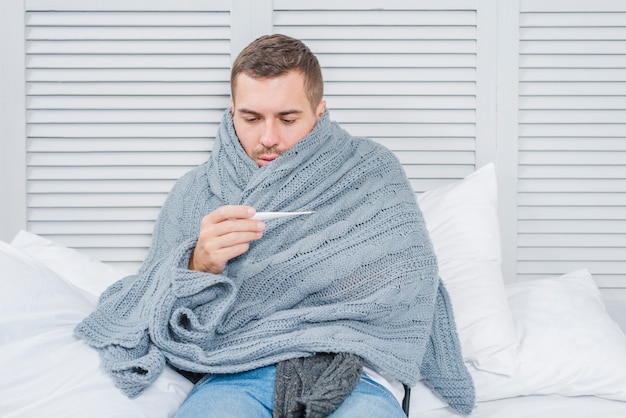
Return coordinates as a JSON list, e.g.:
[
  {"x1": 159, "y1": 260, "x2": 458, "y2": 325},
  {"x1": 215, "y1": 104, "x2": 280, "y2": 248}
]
[{"x1": 75, "y1": 109, "x2": 474, "y2": 415}]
